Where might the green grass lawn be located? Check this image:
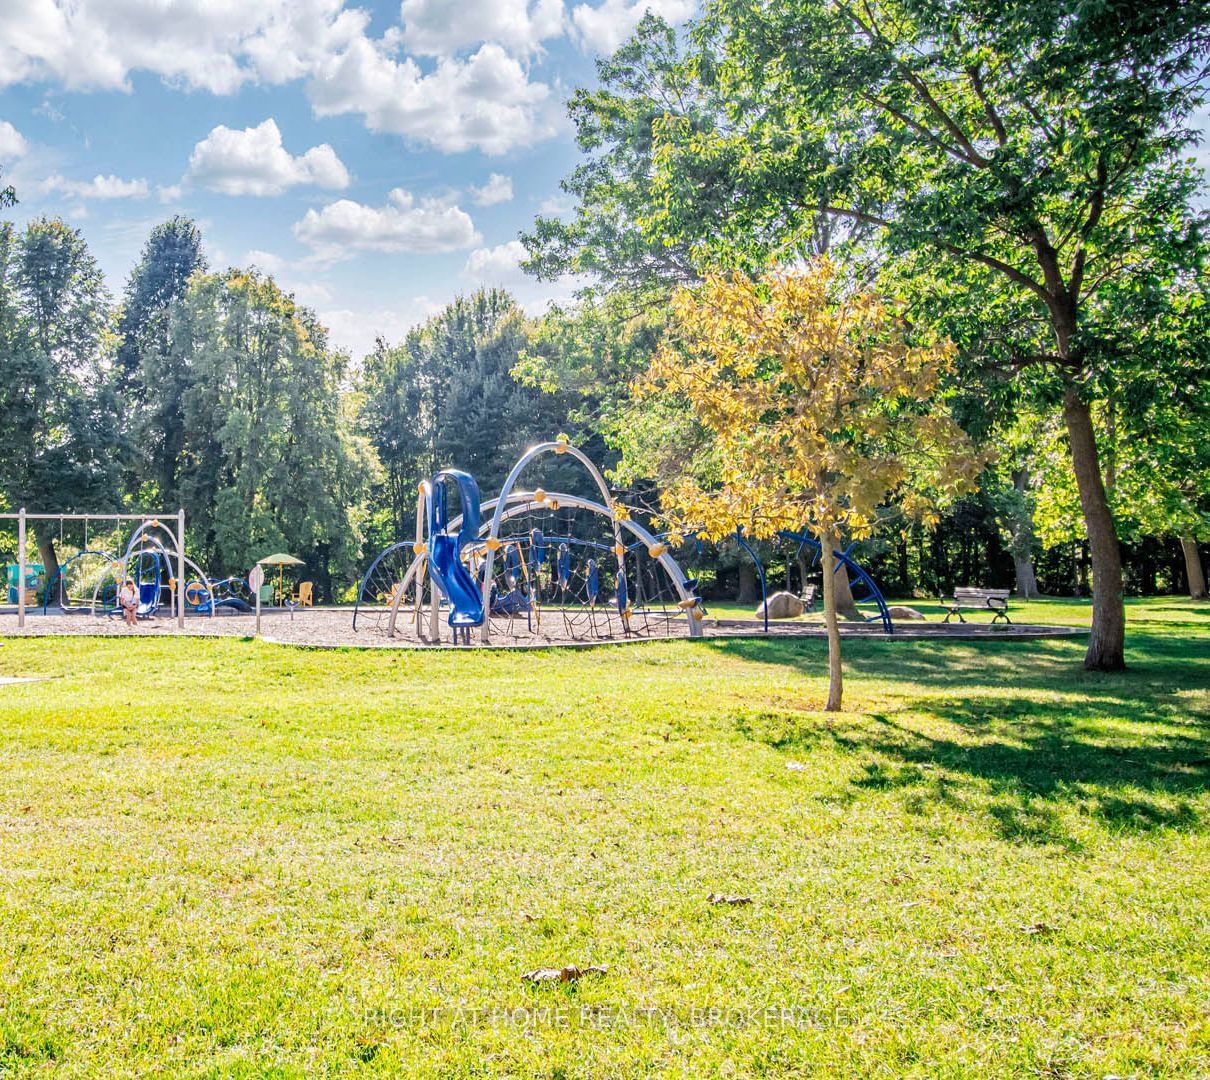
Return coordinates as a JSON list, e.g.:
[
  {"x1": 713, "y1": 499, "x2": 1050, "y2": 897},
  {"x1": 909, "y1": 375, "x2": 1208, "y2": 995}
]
[{"x1": 1, "y1": 599, "x2": 1207, "y2": 1077}]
